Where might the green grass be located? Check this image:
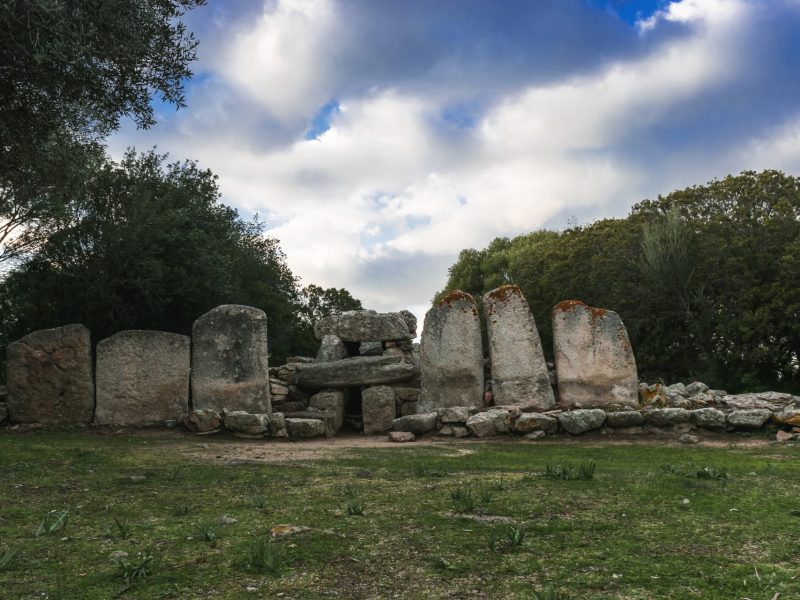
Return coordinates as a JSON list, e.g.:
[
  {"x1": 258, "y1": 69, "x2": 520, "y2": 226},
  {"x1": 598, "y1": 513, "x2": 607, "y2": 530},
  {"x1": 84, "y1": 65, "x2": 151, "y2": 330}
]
[{"x1": 0, "y1": 430, "x2": 799, "y2": 598}]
